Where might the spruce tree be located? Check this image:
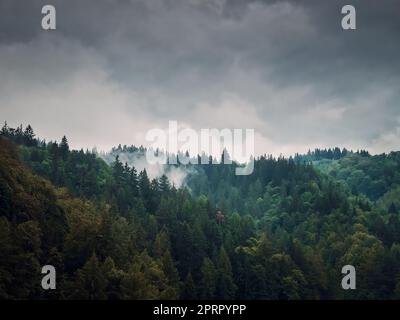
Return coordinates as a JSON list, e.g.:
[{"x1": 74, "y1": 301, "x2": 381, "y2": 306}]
[{"x1": 200, "y1": 257, "x2": 217, "y2": 299}]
